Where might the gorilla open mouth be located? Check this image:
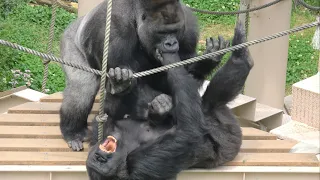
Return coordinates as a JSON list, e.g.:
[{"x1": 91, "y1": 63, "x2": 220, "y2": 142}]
[{"x1": 99, "y1": 136, "x2": 117, "y2": 154}]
